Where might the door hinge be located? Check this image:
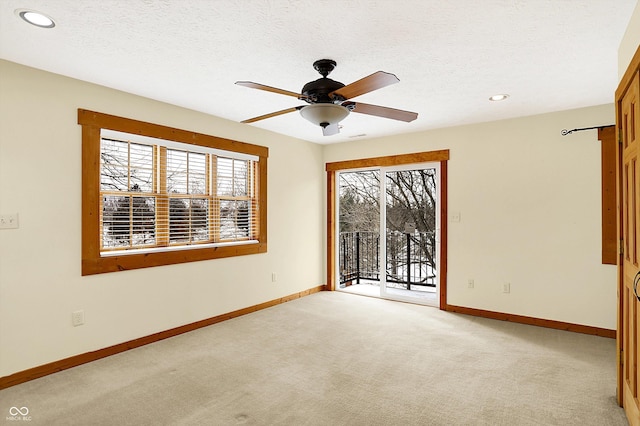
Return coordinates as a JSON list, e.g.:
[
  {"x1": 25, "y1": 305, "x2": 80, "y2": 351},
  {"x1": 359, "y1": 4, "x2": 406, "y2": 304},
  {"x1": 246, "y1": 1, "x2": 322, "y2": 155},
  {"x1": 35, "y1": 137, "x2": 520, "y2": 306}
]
[
  {"x1": 621, "y1": 239, "x2": 625, "y2": 256},
  {"x1": 621, "y1": 350, "x2": 624, "y2": 365}
]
